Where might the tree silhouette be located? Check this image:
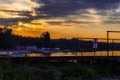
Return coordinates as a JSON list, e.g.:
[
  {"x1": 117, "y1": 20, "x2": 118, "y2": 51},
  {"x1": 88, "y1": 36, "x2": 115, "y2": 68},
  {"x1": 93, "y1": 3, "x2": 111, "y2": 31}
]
[
  {"x1": 40, "y1": 32, "x2": 51, "y2": 47},
  {"x1": 0, "y1": 28, "x2": 14, "y2": 50}
]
